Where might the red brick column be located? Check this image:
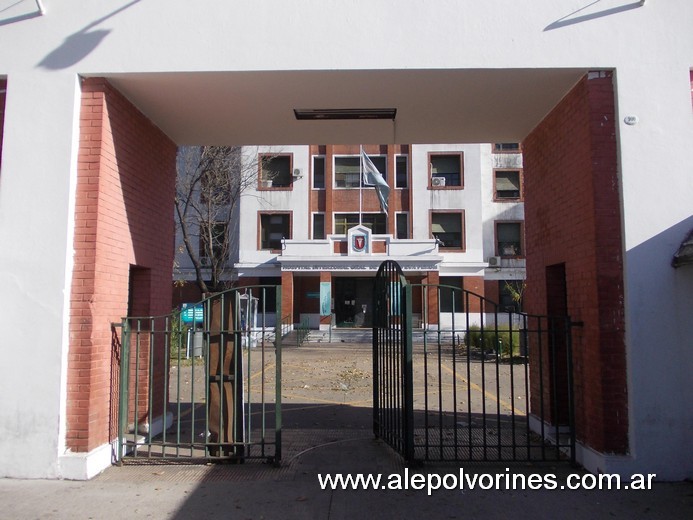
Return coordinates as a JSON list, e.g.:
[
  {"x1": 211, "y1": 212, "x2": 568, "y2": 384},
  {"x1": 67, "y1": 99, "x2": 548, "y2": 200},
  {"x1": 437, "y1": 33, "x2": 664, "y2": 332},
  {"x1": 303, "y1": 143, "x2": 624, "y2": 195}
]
[
  {"x1": 67, "y1": 78, "x2": 177, "y2": 452},
  {"x1": 463, "y1": 276, "x2": 485, "y2": 313},
  {"x1": 424, "y1": 271, "x2": 440, "y2": 325},
  {"x1": 523, "y1": 71, "x2": 627, "y2": 453},
  {"x1": 281, "y1": 271, "x2": 294, "y2": 324}
]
